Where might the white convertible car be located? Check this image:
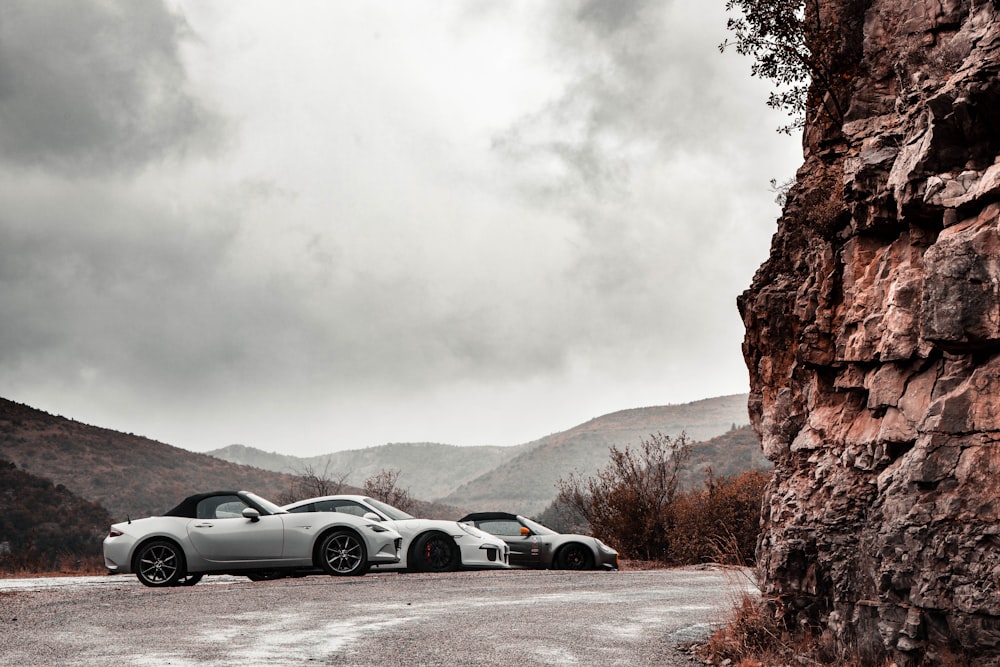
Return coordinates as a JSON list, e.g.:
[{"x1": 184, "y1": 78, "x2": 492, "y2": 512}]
[
  {"x1": 103, "y1": 490, "x2": 402, "y2": 587},
  {"x1": 282, "y1": 495, "x2": 510, "y2": 572}
]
